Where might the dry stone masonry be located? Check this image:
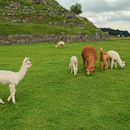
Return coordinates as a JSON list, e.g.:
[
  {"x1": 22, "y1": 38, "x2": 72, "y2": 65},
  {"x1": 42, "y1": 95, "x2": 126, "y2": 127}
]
[{"x1": 0, "y1": 32, "x2": 109, "y2": 45}]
